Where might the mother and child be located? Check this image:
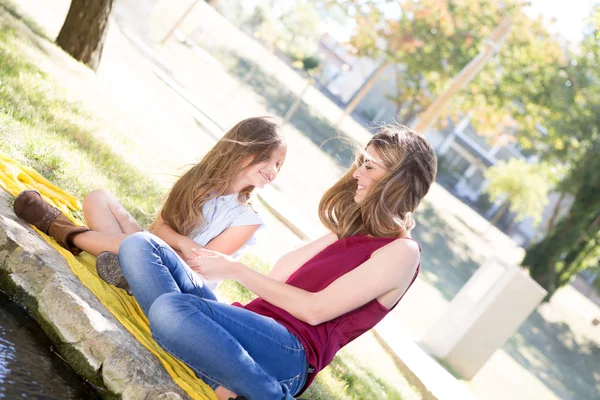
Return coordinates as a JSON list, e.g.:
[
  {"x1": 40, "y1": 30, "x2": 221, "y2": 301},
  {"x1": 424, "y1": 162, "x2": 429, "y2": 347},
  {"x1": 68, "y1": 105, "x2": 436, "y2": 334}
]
[{"x1": 14, "y1": 116, "x2": 437, "y2": 400}]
